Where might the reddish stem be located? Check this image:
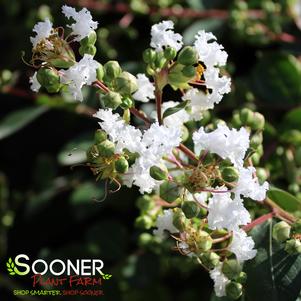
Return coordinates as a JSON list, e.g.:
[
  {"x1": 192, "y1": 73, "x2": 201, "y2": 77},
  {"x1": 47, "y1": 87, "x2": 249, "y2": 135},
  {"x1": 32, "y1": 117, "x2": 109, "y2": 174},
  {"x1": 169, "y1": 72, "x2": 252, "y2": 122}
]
[
  {"x1": 177, "y1": 144, "x2": 198, "y2": 162},
  {"x1": 243, "y1": 211, "x2": 275, "y2": 232},
  {"x1": 129, "y1": 107, "x2": 151, "y2": 125}
]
